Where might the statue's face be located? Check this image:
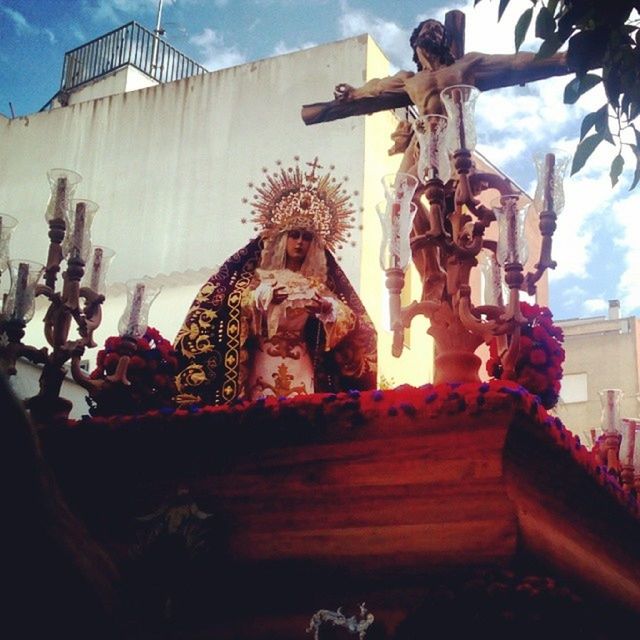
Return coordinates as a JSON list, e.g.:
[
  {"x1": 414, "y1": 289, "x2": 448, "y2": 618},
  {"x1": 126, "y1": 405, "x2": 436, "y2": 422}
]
[
  {"x1": 286, "y1": 228, "x2": 313, "y2": 262},
  {"x1": 417, "y1": 19, "x2": 445, "y2": 48}
]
